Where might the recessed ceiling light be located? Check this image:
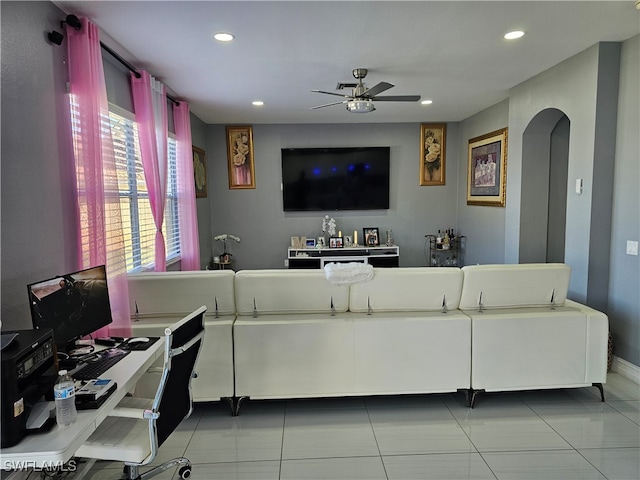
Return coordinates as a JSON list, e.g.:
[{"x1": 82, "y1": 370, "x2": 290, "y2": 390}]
[
  {"x1": 421, "y1": 100, "x2": 433, "y2": 105},
  {"x1": 504, "y1": 30, "x2": 525, "y2": 40},
  {"x1": 213, "y1": 32, "x2": 234, "y2": 42},
  {"x1": 252, "y1": 101, "x2": 264, "y2": 106}
]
